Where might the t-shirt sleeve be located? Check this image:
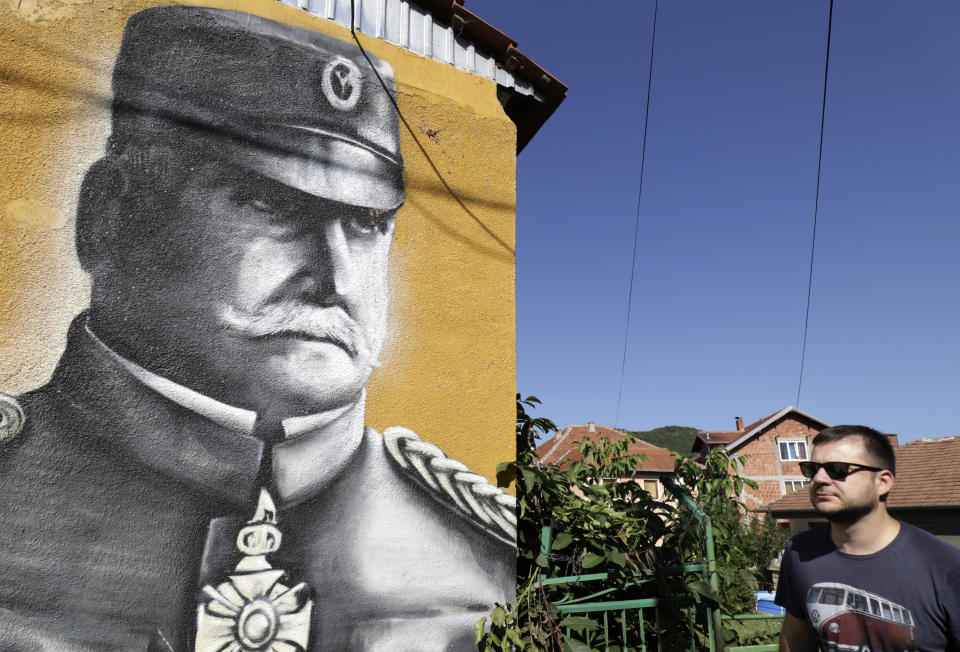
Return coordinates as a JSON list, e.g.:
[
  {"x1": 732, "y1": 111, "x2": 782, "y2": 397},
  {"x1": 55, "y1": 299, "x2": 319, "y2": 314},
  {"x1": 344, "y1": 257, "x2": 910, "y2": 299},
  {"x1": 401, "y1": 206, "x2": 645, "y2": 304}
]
[
  {"x1": 774, "y1": 539, "x2": 805, "y2": 619},
  {"x1": 946, "y1": 566, "x2": 960, "y2": 649}
]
